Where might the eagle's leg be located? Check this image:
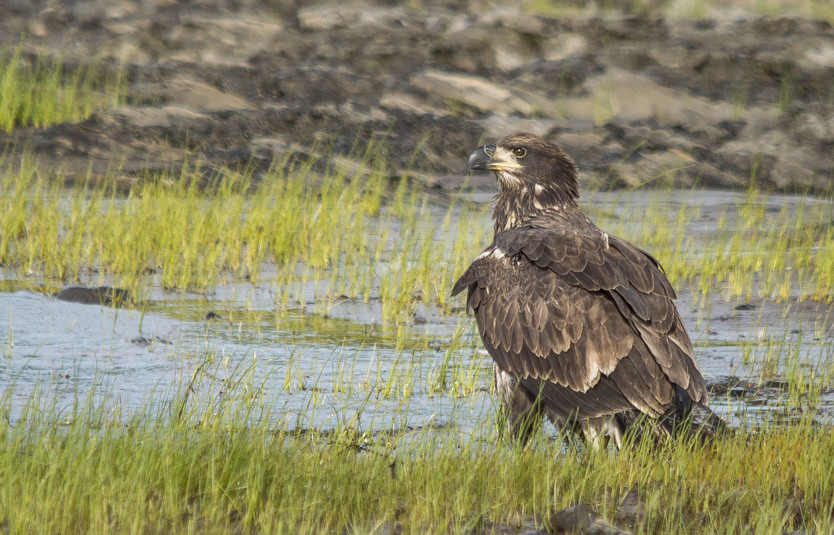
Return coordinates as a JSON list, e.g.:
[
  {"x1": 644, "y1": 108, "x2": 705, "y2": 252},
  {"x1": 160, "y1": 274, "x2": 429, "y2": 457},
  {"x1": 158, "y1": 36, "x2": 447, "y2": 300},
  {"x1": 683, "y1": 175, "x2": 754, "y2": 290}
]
[
  {"x1": 494, "y1": 365, "x2": 544, "y2": 445},
  {"x1": 580, "y1": 416, "x2": 625, "y2": 450}
]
